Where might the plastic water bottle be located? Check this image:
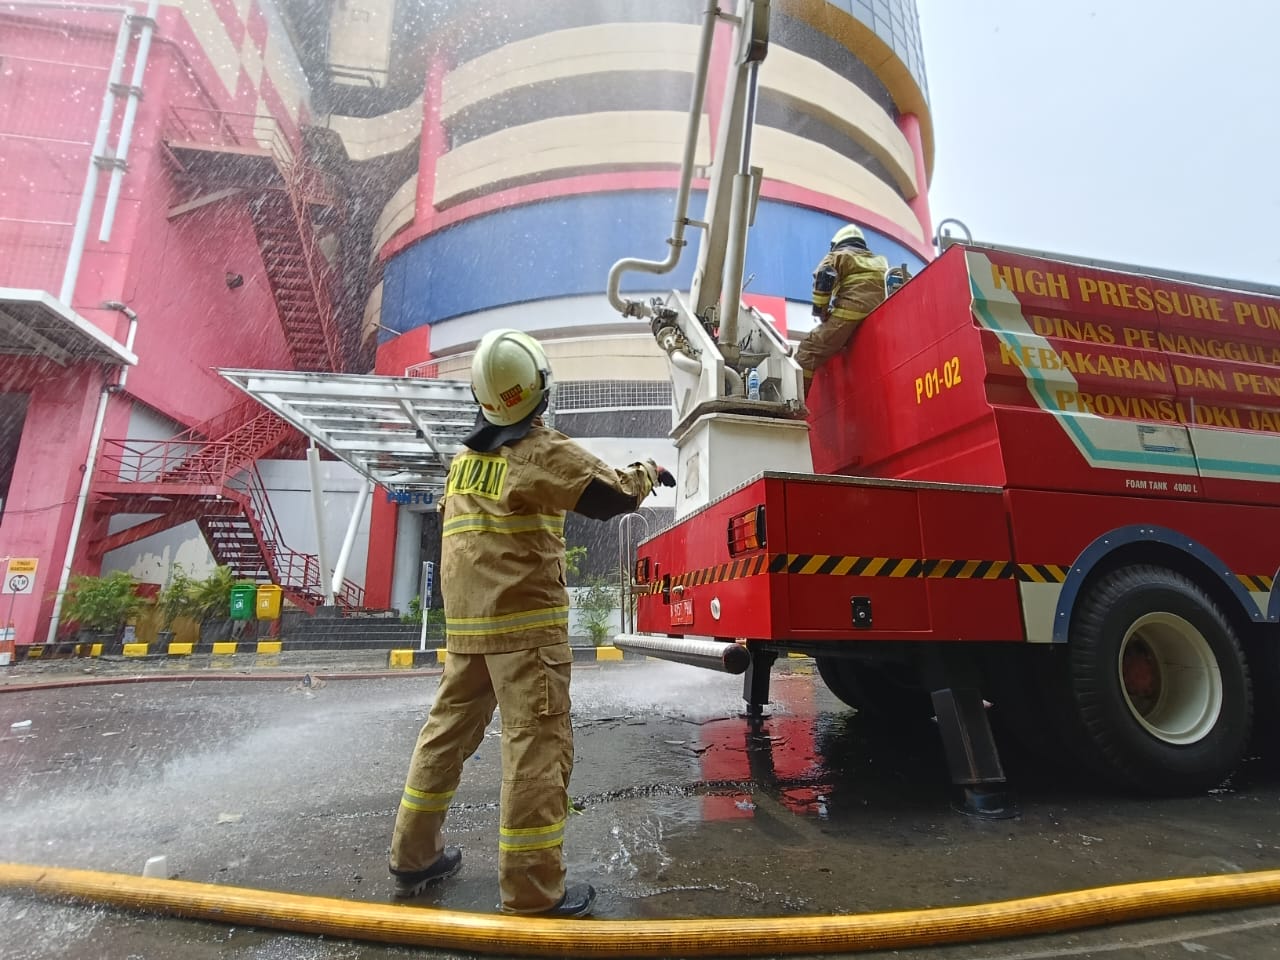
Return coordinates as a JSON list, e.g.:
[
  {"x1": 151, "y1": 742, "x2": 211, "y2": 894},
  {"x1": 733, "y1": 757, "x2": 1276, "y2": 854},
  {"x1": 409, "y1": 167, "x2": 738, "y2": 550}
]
[{"x1": 747, "y1": 368, "x2": 760, "y2": 401}]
